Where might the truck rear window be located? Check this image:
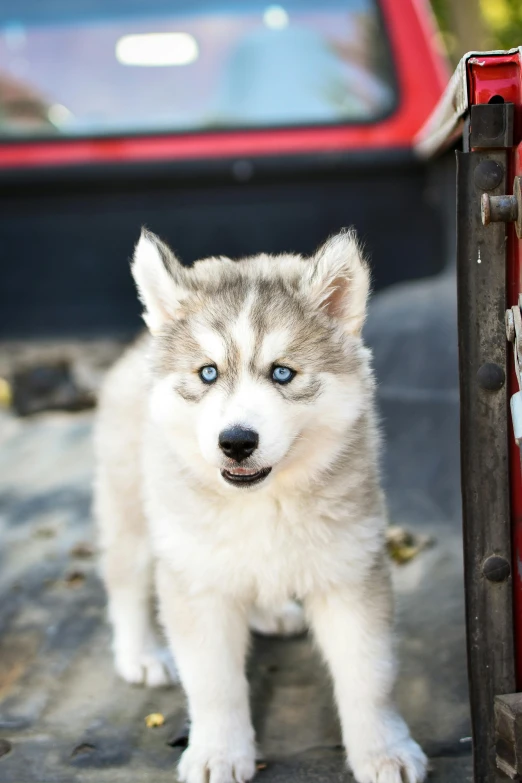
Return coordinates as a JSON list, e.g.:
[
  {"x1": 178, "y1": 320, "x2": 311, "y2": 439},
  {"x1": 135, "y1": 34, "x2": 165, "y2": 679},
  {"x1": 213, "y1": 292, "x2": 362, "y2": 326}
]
[{"x1": 0, "y1": 0, "x2": 396, "y2": 138}]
